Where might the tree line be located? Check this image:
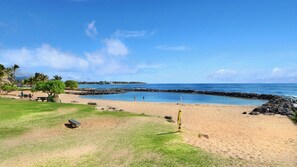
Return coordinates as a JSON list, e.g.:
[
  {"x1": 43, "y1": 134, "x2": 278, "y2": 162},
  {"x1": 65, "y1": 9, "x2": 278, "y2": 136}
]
[
  {"x1": 78, "y1": 81, "x2": 146, "y2": 84},
  {"x1": 0, "y1": 64, "x2": 78, "y2": 102}
]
